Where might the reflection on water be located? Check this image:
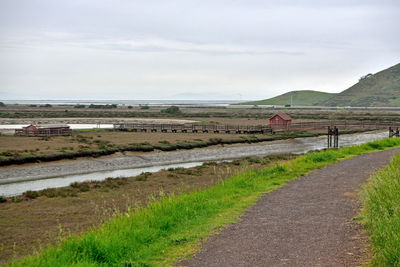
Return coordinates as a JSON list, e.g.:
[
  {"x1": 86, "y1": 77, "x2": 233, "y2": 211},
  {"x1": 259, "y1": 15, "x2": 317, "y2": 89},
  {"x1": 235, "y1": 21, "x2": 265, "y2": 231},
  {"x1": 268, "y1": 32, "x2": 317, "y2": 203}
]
[{"x1": 0, "y1": 131, "x2": 388, "y2": 196}]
